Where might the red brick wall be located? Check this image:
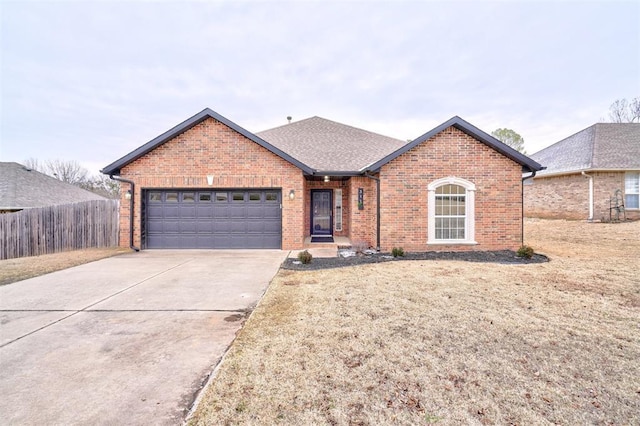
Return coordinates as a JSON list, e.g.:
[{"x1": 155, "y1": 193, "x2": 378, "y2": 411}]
[
  {"x1": 348, "y1": 176, "x2": 377, "y2": 248},
  {"x1": 379, "y1": 126, "x2": 524, "y2": 252},
  {"x1": 524, "y1": 172, "x2": 639, "y2": 220},
  {"x1": 116, "y1": 118, "x2": 305, "y2": 249}
]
